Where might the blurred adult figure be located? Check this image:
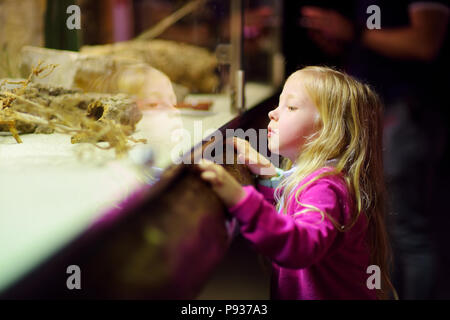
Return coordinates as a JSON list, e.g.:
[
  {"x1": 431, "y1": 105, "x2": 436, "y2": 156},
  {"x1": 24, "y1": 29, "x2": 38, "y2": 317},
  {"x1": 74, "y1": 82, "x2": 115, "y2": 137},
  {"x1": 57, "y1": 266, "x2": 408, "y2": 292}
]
[{"x1": 301, "y1": 0, "x2": 449, "y2": 299}]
